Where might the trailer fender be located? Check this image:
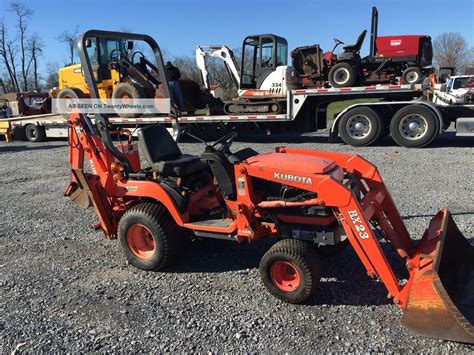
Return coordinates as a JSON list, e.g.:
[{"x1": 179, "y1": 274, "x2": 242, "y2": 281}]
[{"x1": 330, "y1": 101, "x2": 445, "y2": 140}]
